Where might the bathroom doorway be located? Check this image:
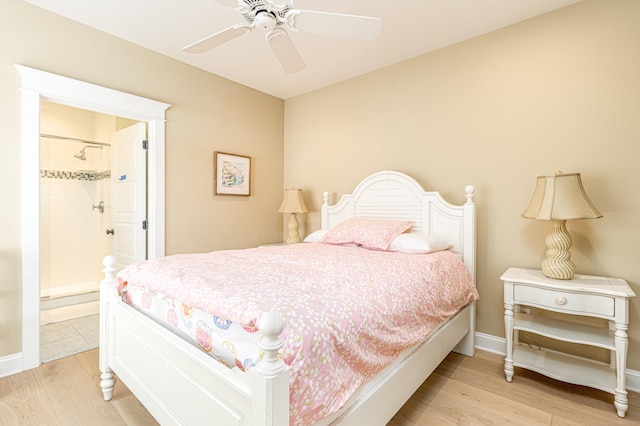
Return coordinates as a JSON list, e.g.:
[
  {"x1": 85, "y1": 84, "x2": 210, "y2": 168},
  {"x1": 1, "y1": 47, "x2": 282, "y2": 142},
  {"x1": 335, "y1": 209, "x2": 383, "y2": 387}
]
[
  {"x1": 38, "y1": 101, "x2": 142, "y2": 361},
  {"x1": 17, "y1": 64, "x2": 170, "y2": 370}
]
